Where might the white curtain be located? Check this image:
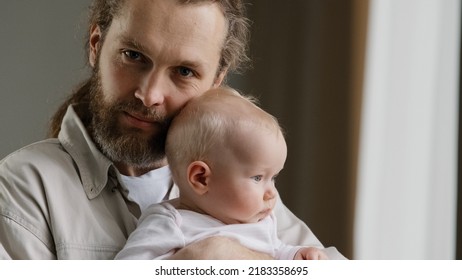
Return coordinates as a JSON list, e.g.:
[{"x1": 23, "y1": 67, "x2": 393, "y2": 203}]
[{"x1": 355, "y1": 0, "x2": 460, "y2": 259}]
